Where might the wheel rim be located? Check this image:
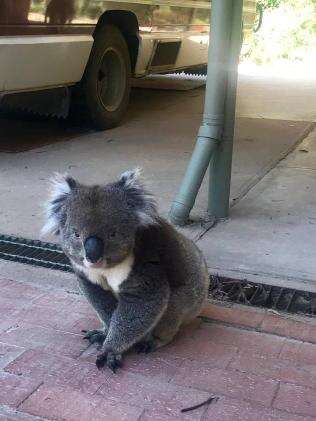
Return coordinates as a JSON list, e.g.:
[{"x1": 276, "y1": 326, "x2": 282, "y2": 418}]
[{"x1": 97, "y1": 47, "x2": 126, "y2": 112}]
